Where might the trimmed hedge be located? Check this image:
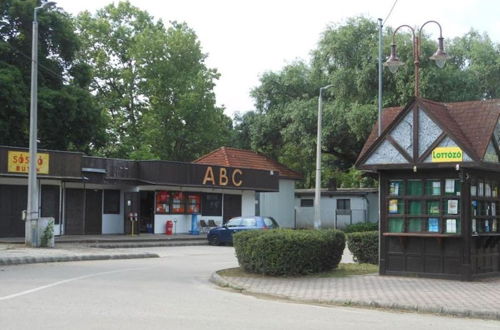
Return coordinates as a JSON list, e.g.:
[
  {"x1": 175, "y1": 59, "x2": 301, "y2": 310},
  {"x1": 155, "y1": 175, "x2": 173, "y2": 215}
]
[
  {"x1": 346, "y1": 231, "x2": 378, "y2": 264},
  {"x1": 233, "y1": 229, "x2": 345, "y2": 276},
  {"x1": 343, "y1": 222, "x2": 378, "y2": 233}
]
